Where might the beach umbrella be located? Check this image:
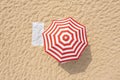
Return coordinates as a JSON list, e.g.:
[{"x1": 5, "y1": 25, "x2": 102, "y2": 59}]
[{"x1": 42, "y1": 17, "x2": 88, "y2": 63}]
